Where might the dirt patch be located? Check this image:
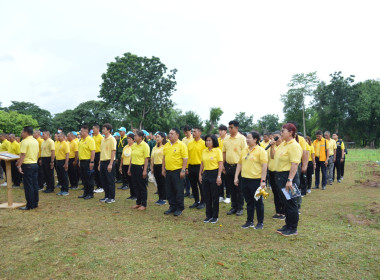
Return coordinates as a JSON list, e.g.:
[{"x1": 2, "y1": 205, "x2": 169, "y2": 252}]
[
  {"x1": 346, "y1": 214, "x2": 373, "y2": 226},
  {"x1": 346, "y1": 202, "x2": 380, "y2": 227},
  {"x1": 364, "y1": 180, "x2": 380, "y2": 188}
]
